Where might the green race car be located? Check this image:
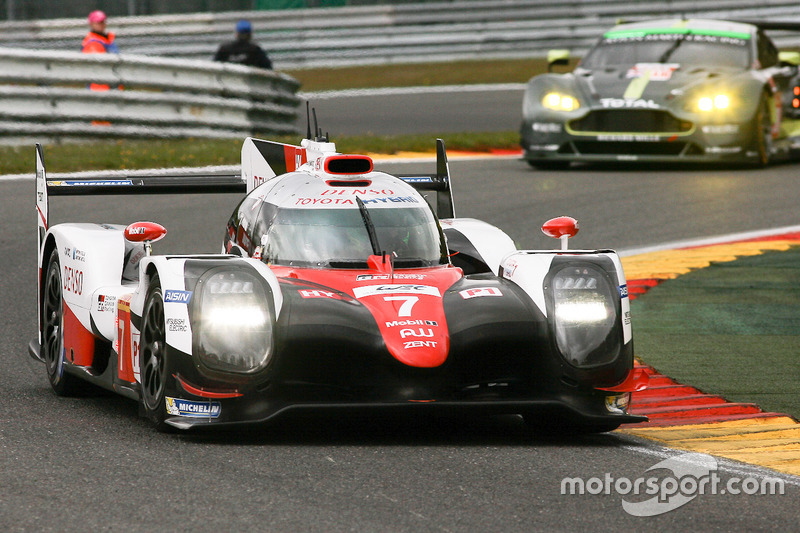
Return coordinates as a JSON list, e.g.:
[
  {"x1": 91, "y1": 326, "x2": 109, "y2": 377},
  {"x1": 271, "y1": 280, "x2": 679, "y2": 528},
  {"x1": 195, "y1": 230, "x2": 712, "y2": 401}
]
[{"x1": 521, "y1": 18, "x2": 800, "y2": 168}]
